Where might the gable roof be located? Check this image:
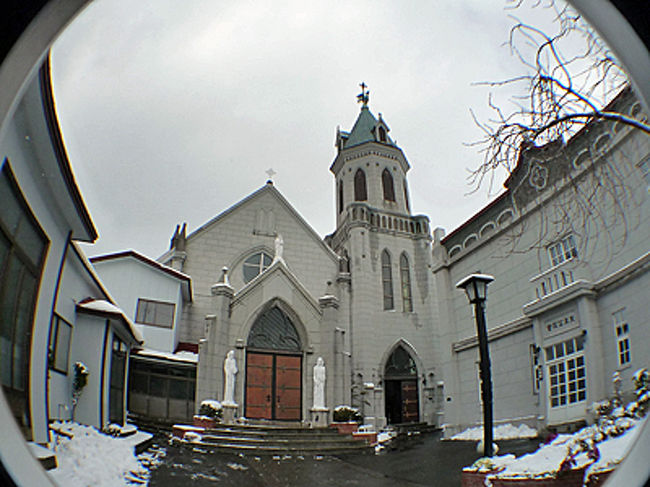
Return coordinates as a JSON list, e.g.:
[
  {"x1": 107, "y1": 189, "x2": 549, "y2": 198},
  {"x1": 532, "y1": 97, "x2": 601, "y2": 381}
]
[
  {"x1": 181, "y1": 182, "x2": 340, "y2": 265},
  {"x1": 231, "y1": 259, "x2": 322, "y2": 316},
  {"x1": 90, "y1": 249, "x2": 193, "y2": 301}
]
